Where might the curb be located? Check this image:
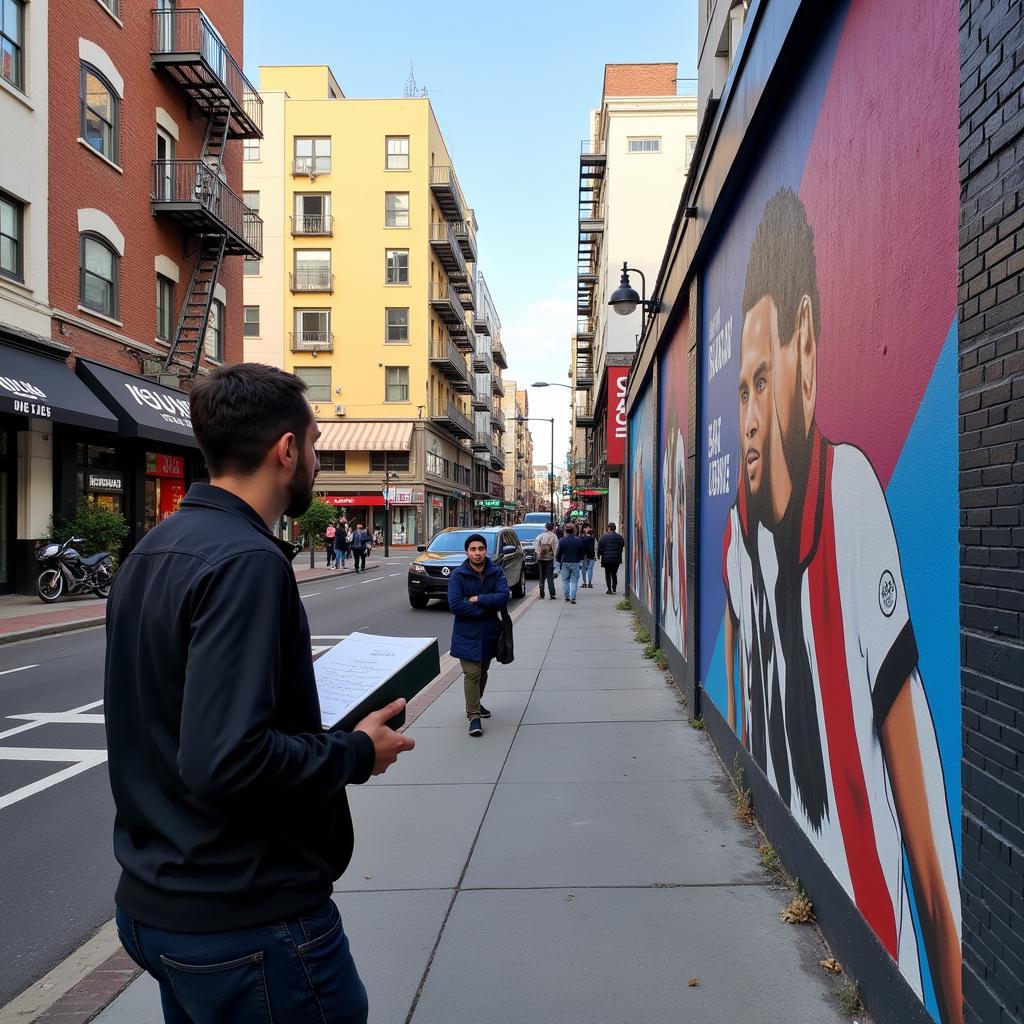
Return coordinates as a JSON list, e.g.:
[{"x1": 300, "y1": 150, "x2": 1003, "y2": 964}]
[
  {"x1": 0, "y1": 565, "x2": 384, "y2": 647},
  {"x1": 5, "y1": 588, "x2": 539, "y2": 1022}
]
